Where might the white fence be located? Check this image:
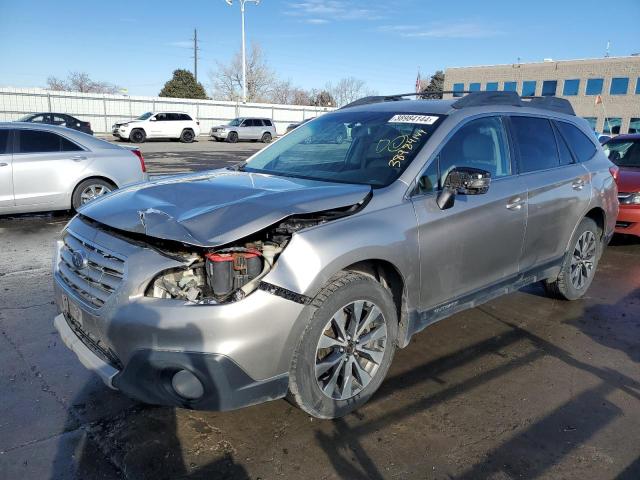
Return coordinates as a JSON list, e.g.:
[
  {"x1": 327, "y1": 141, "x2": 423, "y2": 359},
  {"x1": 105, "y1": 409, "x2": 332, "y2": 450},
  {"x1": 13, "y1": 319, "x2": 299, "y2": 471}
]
[{"x1": 0, "y1": 87, "x2": 334, "y2": 135}]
